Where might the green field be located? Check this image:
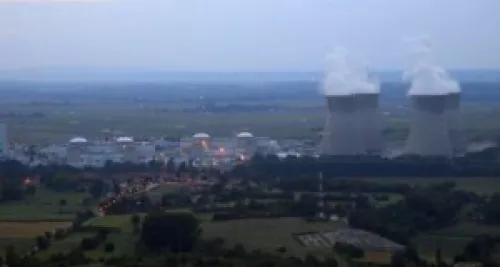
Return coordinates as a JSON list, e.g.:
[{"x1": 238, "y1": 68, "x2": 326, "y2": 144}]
[
  {"x1": 1, "y1": 102, "x2": 324, "y2": 143},
  {"x1": 431, "y1": 222, "x2": 500, "y2": 238},
  {"x1": 0, "y1": 187, "x2": 89, "y2": 221},
  {"x1": 3, "y1": 98, "x2": 500, "y2": 144},
  {"x1": 85, "y1": 215, "x2": 137, "y2": 229},
  {"x1": 36, "y1": 232, "x2": 97, "y2": 260}
]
